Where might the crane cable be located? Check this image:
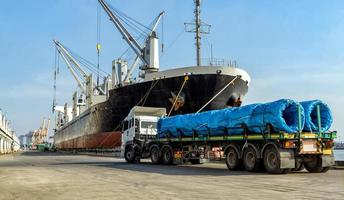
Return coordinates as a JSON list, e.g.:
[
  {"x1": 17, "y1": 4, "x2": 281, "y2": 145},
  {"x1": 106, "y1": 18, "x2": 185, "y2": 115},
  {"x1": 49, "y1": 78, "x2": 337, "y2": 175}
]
[
  {"x1": 96, "y1": 3, "x2": 101, "y2": 87},
  {"x1": 161, "y1": 14, "x2": 164, "y2": 53},
  {"x1": 53, "y1": 48, "x2": 58, "y2": 113}
]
